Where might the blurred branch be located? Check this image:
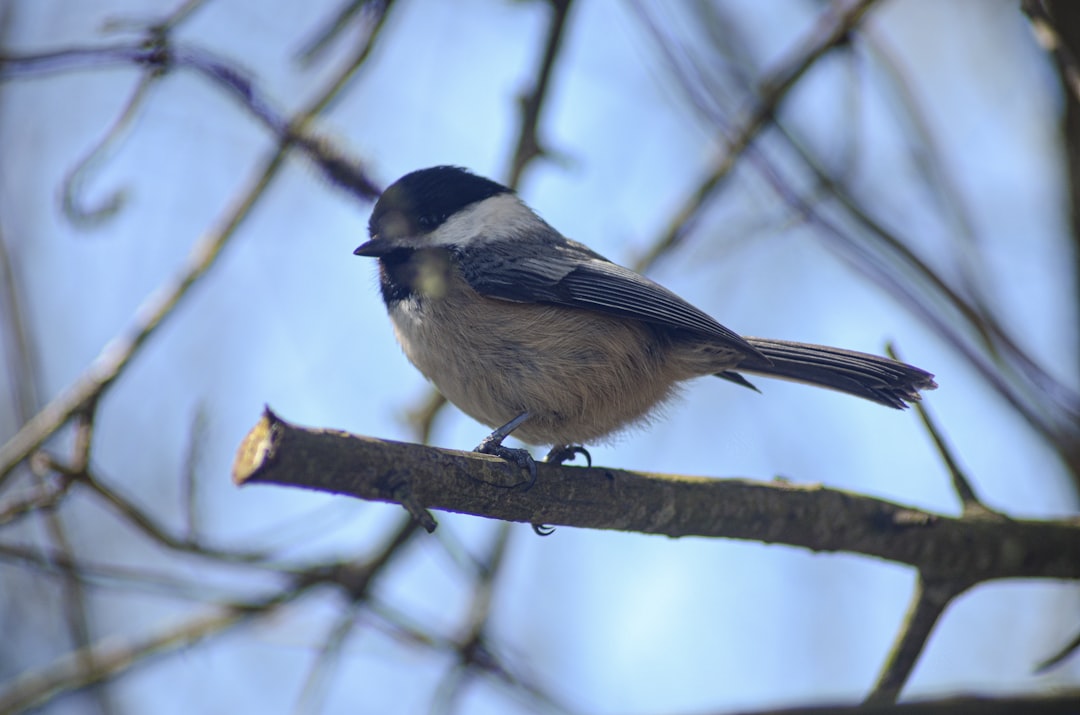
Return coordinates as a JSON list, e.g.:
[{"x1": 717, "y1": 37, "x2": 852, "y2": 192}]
[
  {"x1": 292, "y1": 604, "x2": 363, "y2": 715},
  {"x1": 636, "y1": 1, "x2": 1080, "y2": 482},
  {"x1": 292, "y1": 515, "x2": 418, "y2": 714},
  {"x1": 0, "y1": 591, "x2": 299, "y2": 714},
  {"x1": 1, "y1": 514, "x2": 422, "y2": 714},
  {"x1": 1035, "y1": 624, "x2": 1080, "y2": 673},
  {"x1": 718, "y1": 692, "x2": 1080, "y2": 714},
  {"x1": 506, "y1": 0, "x2": 574, "y2": 187},
  {"x1": 0, "y1": 541, "x2": 284, "y2": 603},
  {"x1": 0, "y1": 225, "x2": 39, "y2": 425},
  {"x1": 296, "y1": 0, "x2": 389, "y2": 65},
  {"x1": 0, "y1": 153, "x2": 283, "y2": 483},
  {"x1": 60, "y1": 71, "x2": 156, "y2": 226},
  {"x1": 1024, "y1": 1, "x2": 1080, "y2": 103},
  {"x1": 865, "y1": 576, "x2": 968, "y2": 705},
  {"x1": 37, "y1": 455, "x2": 269, "y2": 563},
  {"x1": 234, "y1": 408, "x2": 1080, "y2": 582},
  {"x1": 775, "y1": 121, "x2": 1080, "y2": 477},
  {"x1": 434, "y1": 523, "x2": 516, "y2": 712},
  {"x1": 179, "y1": 404, "x2": 209, "y2": 541},
  {"x1": 888, "y1": 345, "x2": 992, "y2": 517},
  {"x1": 0, "y1": 41, "x2": 381, "y2": 204},
  {"x1": 1028, "y1": 0, "x2": 1080, "y2": 466},
  {"x1": 633, "y1": 0, "x2": 879, "y2": 270},
  {"x1": 0, "y1": 473, "x2": 73, "y2": 526},
  {"x1": 0, "y1": 2, "x2": 396, "y2": 481}
]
